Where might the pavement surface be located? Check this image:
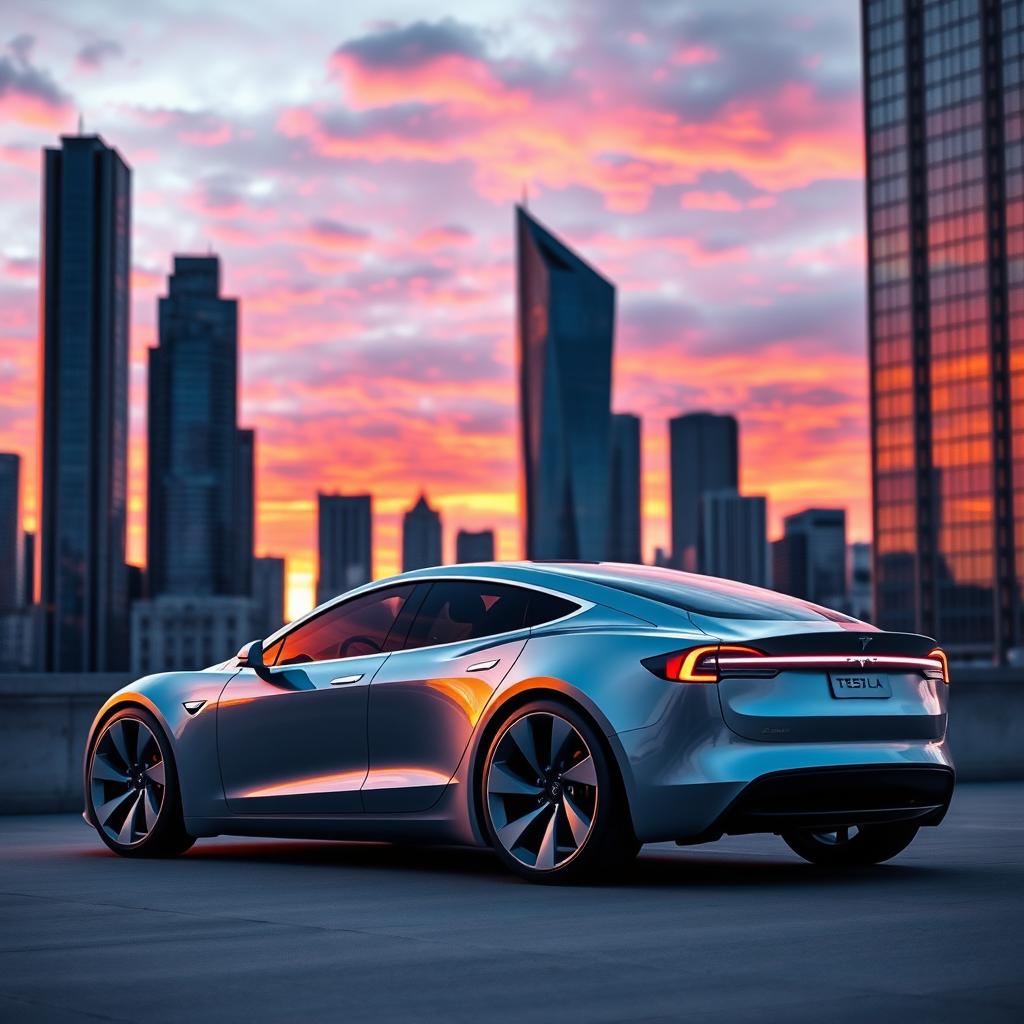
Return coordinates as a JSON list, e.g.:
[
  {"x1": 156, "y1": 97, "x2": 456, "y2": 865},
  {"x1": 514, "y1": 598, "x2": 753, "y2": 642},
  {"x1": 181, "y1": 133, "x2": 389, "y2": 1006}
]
[{"x1": 1, "y1": 782, "x2": 1022, "y2": 1023}]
